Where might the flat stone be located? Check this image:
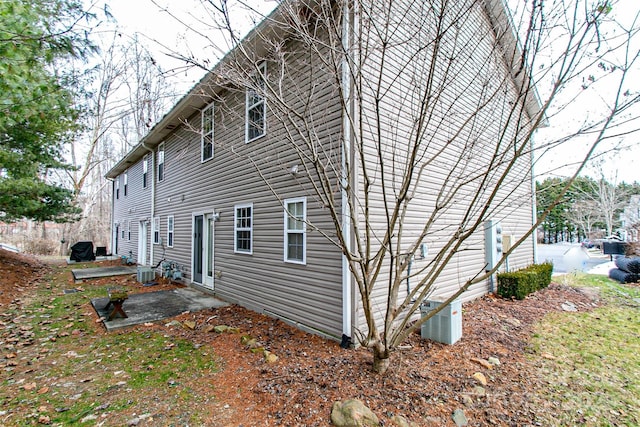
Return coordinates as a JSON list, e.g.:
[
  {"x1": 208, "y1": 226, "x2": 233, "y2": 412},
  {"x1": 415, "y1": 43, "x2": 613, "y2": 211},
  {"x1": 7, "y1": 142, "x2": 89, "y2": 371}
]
[
  {"x1": 182, "y1": 320, "x2": 196, "y2": 330},
  {"x1": 471, "y1": 357, "x2": 493, "y2": 369},
  {"x1": 264, "y1": 351, "x2": 278, "y2": 364},
  {"x1": 488, "y1": 357, "x2": 500, "y2": 366},
  {"x1": 461, "y1": 394, "x2": 474, "y2": 406},
  {"x1": 451, "y1": 409, "x2": 468, "y2": 427},
  {"x1": 331, "y1": 399, "x2": 379, "y2": 427},
  {"x1": 472, "y1": 372, "x2": 487, "y2": 386},
  {"x1": 472, "y1": 386, "x2": 486, "y2": 397},
  {"x1": 390, "y1": 415, "x2": 418, "y2": 427}
]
